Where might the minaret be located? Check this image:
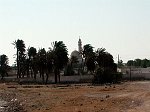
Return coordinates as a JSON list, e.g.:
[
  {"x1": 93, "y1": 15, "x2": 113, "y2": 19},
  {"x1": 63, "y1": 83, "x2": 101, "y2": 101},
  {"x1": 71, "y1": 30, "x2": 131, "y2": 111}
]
[{"x1": 78, "y1": 37, "x2": 82, "y2": 54}]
